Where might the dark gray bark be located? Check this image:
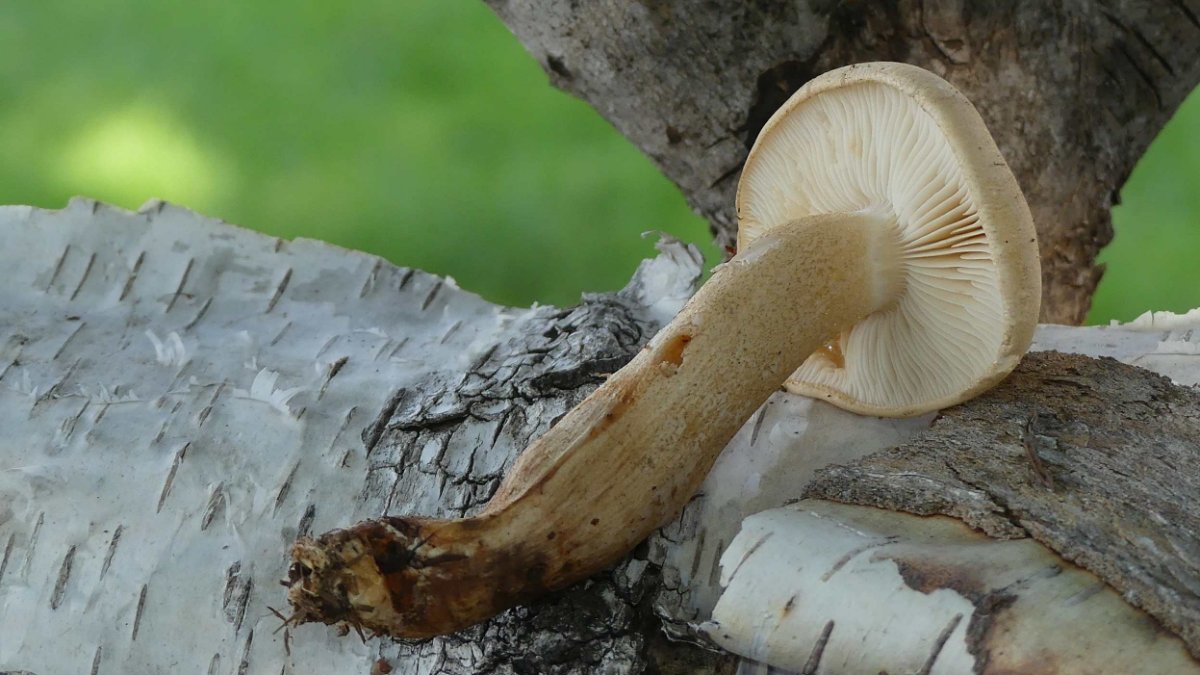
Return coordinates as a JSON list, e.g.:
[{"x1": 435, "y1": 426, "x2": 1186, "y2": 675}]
[{"x1": 485, "y1": 0, "x2": 1200, "y2": 324}]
